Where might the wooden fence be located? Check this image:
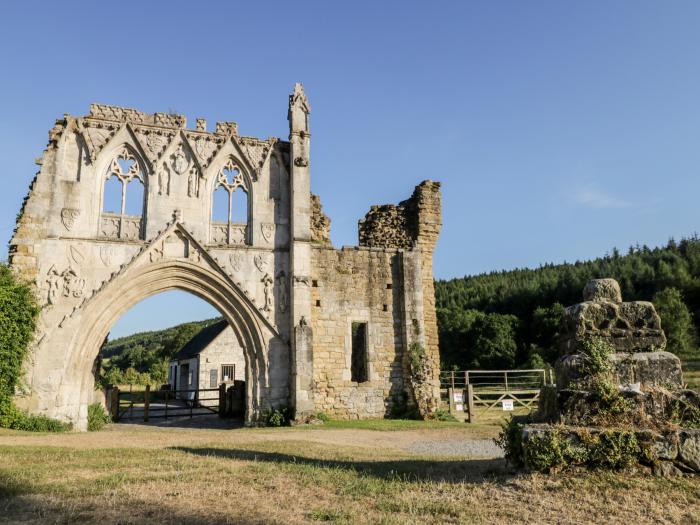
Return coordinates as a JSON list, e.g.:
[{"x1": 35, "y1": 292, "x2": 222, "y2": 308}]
[{"x1": 440, "y1": 369, "x2": 553, "y2": 422}]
